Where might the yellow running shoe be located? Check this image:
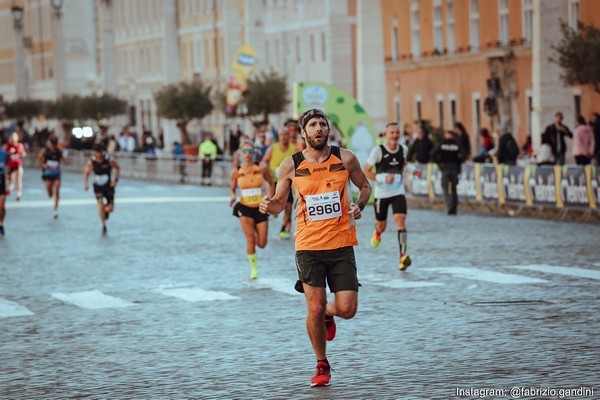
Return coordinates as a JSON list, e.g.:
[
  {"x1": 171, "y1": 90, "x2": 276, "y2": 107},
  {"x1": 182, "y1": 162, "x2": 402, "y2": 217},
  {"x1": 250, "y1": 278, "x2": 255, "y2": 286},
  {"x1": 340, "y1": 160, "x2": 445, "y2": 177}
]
[
  {"x1": 399, "y1": 254, "x2": 412, "y2": 271},
  {"x1": 249, "y1": 269, "x2": 258, "y2": 280},
  {"x1": 370, "y1": 231, "x2": 381, "y2": 248}
]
